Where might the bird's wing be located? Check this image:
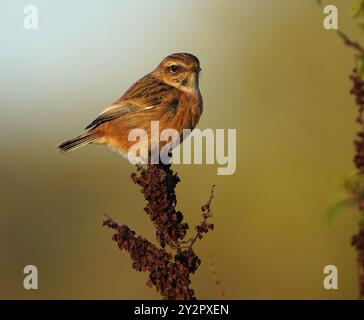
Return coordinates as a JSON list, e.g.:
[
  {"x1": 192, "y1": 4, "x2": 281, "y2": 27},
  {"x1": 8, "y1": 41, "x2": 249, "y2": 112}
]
[
  {"x1": 85, "y1": 73, "x2": 175, "y2": 130},
  {"x1": 85, "y1": 104, "x2": 154, "y2": 130}
]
